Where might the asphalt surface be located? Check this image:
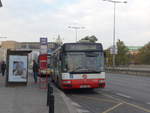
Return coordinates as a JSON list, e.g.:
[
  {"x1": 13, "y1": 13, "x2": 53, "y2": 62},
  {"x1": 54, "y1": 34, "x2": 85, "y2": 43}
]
[{"x1": 65, "y1": 73, "x2": 150, "y2": 113}]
